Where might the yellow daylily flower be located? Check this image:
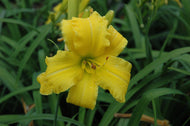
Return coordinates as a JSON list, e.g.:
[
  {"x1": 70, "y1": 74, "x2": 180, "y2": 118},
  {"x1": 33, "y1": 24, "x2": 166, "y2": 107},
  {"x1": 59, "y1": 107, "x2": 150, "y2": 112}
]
[{"x1": 38, "y1": 11, "x2": 132, "y2": 109}]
